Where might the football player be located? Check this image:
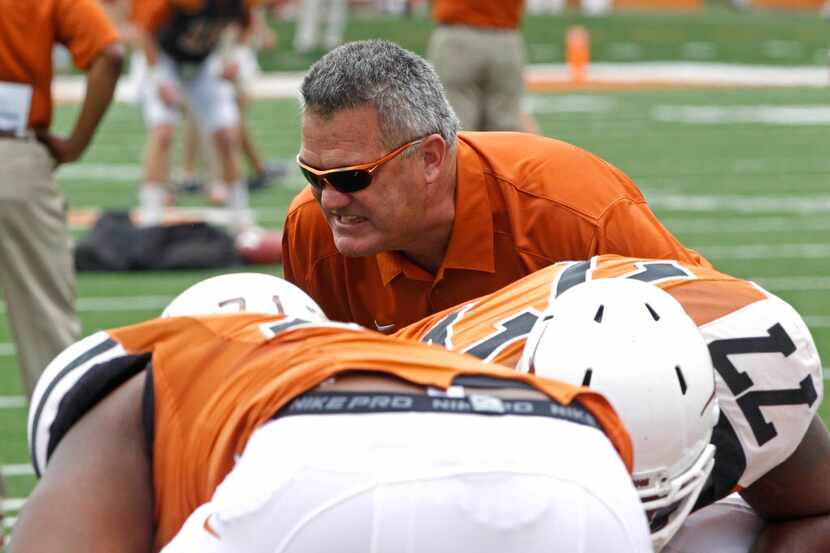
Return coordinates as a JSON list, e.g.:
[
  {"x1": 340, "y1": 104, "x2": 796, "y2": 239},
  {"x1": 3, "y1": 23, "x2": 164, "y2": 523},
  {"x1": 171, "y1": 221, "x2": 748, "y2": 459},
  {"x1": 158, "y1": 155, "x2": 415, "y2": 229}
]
[
  {"x1": 395, "y1": 254, "x2": 829, "y2": 552},
  {"x1": 11, "y1": 274, "x2": 651, "y2": 553}
]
